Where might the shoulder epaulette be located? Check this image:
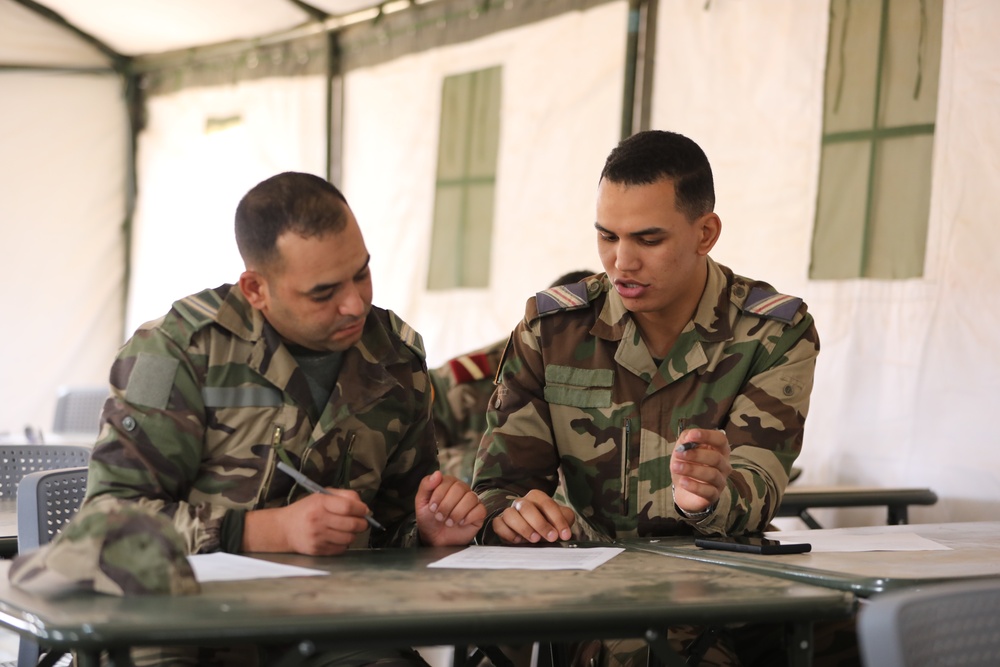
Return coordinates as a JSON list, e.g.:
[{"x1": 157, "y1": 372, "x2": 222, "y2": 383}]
[
  {"x1": 742, "y1": 286, "x2": 803, "y2": 325},
  {"x1": 387, "y1": 310, "x2": 426, "y2": 360},
  {"x1": 535, "y1": 281, "x2": 592, "y2": 317},
  {"x1": 447, "y1": 352, "x2": 496, "y2": 384},
  {"x1": 172, "y1": 288, "x2": 224, "y2": 329}
]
